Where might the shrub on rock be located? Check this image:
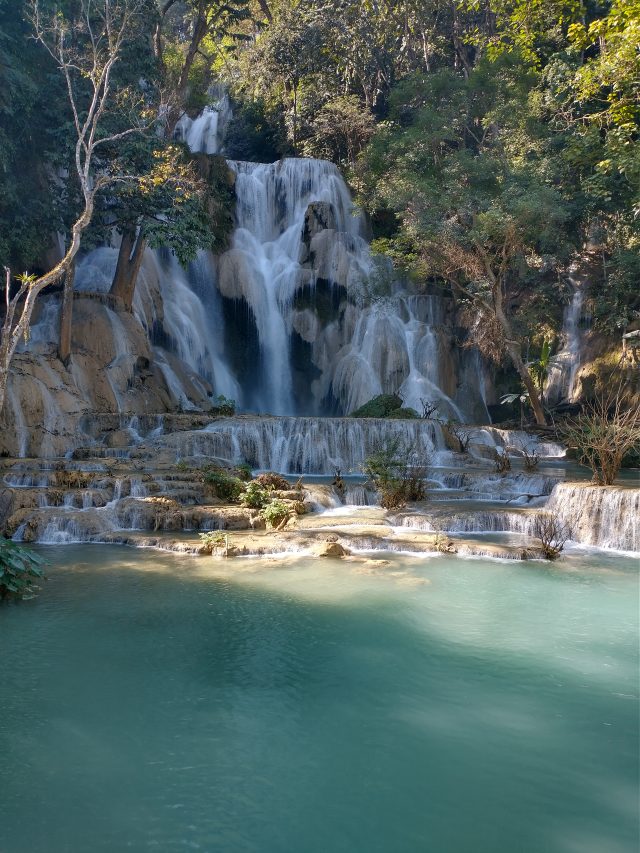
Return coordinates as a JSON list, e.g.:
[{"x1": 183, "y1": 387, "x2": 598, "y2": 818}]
[
  {"x1": 241, "y1": 481, "x2": 271, "y2": 509},
  {"x1": 388, "y1": 407, "x2": 419, "y2": 419},
  {"x1": 350, "y1": 394, "x2": 403, "y2": 418},
  {"x1": 254, "y1": 472, "x2": 290, "y2": 491},
  {"x1": 202, "y1": 468, "x2": 245, "y2": 502}
]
